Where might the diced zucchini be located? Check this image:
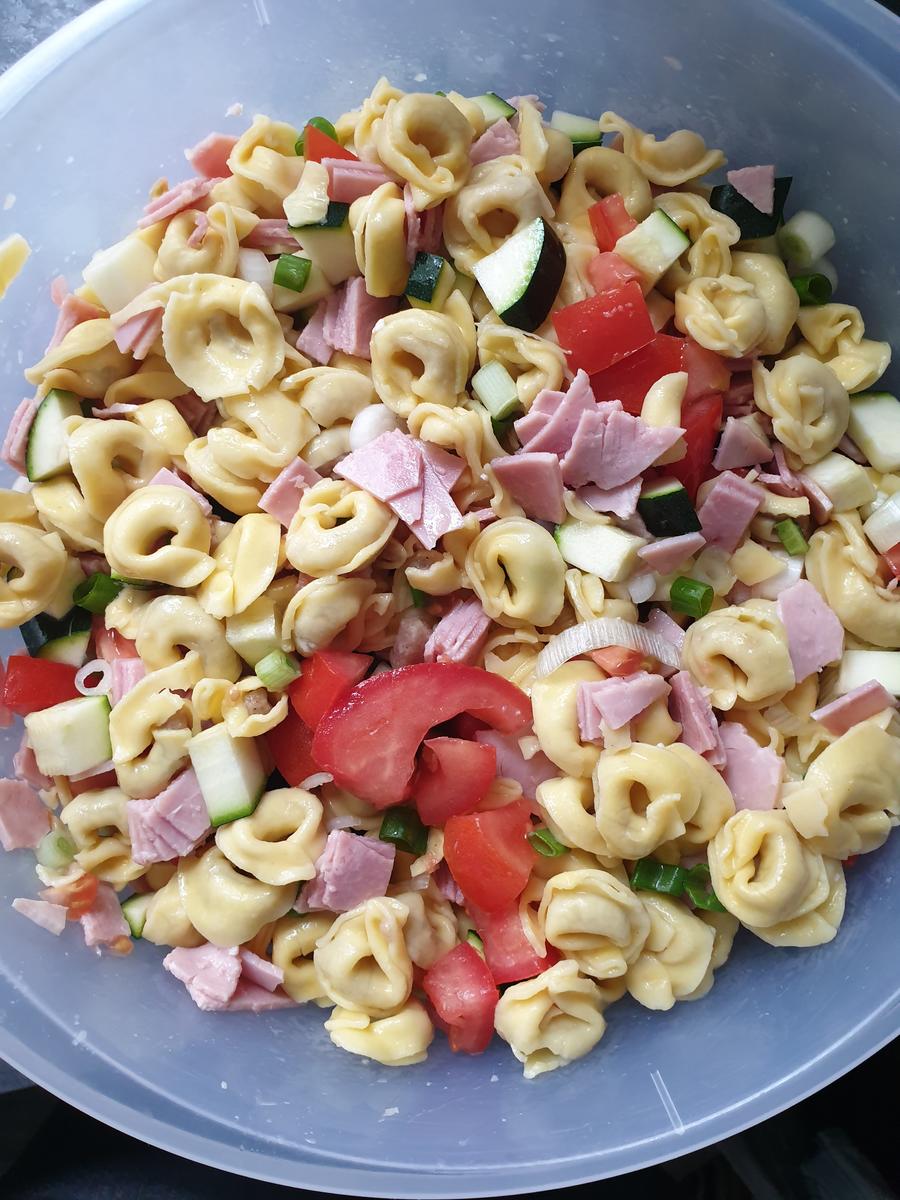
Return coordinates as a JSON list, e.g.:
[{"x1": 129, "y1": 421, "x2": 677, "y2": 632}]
[
  {"x1": 553, "y1": 519, "x2": 645, "y2": 582},
  {"x1": 471, "y1": 360, "x2": 521, "y2": 421},
  {"x1": 469, "y1": 92, "x2": 517, "y2": 124},
  {"x1": 20, "y1": 606, "x2": 92, "y2": 666},
  {"x1": 847, "y1": 393, "x2": 900, "y2": 473},
  {"x1": 709, "y1": 176, "x2": 792, "y2": 240},
  {"x1": 837, "y1": 650, "x2": 900, "y2": 698},
  {"x1": 272, "y1": 257, "x2": 333, "y2": 312},
  {"x1": 24, "y1": 695, "x2": 112, "y2": 778},
  {"x1": 82, "y1": 234, "x2": 157, "y2": 312},
  {"x1": 549, "y1": 110, "x2": 603, "y2": 153},
  {"x1": 637, "y1": 478, "x2": 701, "y2": 537},
  {"x1": 225, "y1": 583, "x2": 293, "y2": 667},
  {"x1": 283, "y1": 160, "x2": 330, "y2": 228},
  {"x1": 405, "y1": 253, "x2": 456, "y2": 310},
  {"x1": 776, "y1": 210, "x2": 836, "y2": 270},
  {"x1": 25, "y1": 389, "x2": 83, "y2": 482},
  {"x1": 614, "y1": 210, "x2": 690, "y2": 291},
  {"x1": 472, "y1": 216, "x2": 565, "y2": 333},
  {"x1": 121, "y1": 893, "x2": 153, "y2": 938},
  {"x1": 291, "y1": 202, "x2": 357, "y2": 284},
  {"x1": 863, "y1": 494, "x2": 900, "y2": 554},
  {"x1": 802, "y1": 452, "x2": 876, "y2": 512},
  {"x1": 43, "y1": 556, "x2": 86, "y2": 619},
  {"x1": 188, "y1": 723, "x2": 266, "y2": 827}
]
